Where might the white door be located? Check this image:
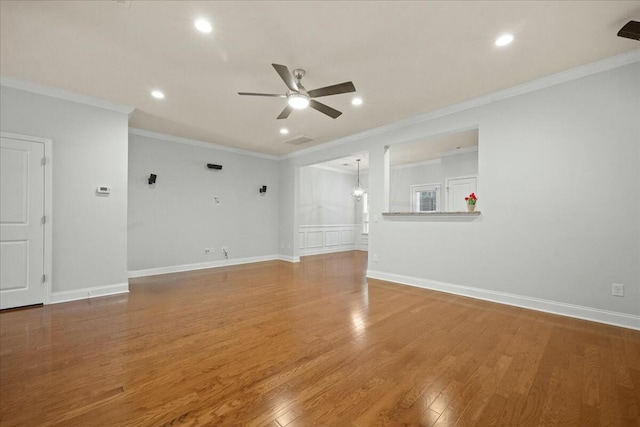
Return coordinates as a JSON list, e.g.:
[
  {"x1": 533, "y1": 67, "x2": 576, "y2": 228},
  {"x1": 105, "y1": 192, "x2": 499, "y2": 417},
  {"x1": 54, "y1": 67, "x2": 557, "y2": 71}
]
[
  {"x1": 0, "y1": 136, "x2": 45, "y2": 309},
  {"x1": 446, "y1": 176, "x2": 477, "y2": 211}
]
